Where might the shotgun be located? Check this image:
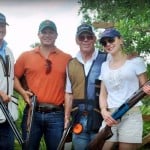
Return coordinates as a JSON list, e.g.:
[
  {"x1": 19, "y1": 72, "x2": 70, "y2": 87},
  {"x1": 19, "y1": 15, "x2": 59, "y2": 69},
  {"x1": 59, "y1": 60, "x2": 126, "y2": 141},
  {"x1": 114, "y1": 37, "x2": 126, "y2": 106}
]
[
  {"x1": 88, "y1": 80, "x2": 150, "y2": 150},
  {"x1": 57, "y1": 121, "x2": 73, "y2": 150},
  {"x1": 57, "y1": 107, "x2": 78, "y2": 150},
  {"x1": 20, "y1": 75, "x2": 37, "y2": 149},
  {"x1": 23, "y1": 95, "x2": 37, "y2": 149},
  {"x1": 0, "y1": 96, "x2": 24, "y2": 146}
]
